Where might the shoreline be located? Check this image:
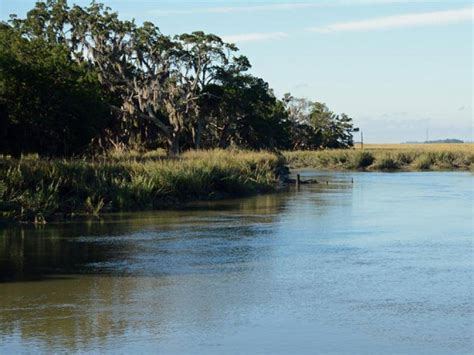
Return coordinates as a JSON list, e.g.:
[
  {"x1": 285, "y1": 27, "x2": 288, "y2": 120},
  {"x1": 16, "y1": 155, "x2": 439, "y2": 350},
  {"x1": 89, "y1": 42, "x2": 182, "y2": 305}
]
[
  {"x1": 0, "y1": 150, "x2": 285, "y2": 224},
  {"x1": 284, "y1": 147, "x2": 473, "y2": 171},
  {"x1": 1, "y1": 146, "x2": 472, "y2": 223}
]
